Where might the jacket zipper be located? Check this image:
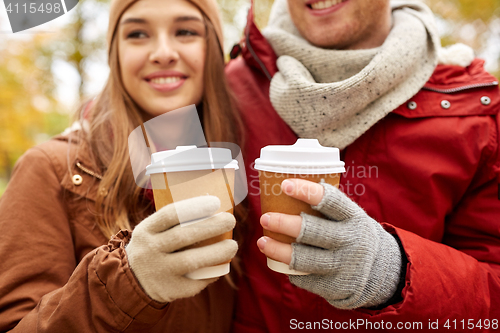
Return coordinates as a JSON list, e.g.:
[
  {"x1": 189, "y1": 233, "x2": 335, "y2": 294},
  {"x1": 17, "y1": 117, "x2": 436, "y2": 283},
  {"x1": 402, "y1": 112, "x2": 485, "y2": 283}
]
[
  {"x1": 76, "y1": 161, "x2": 103, "y2": 180},
  {"x1": 245, "y1": 27, "x2": 272, "y2": 81},
  {"x1": 422, "y1": 81, "x2": 499, "y2": 94}
]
